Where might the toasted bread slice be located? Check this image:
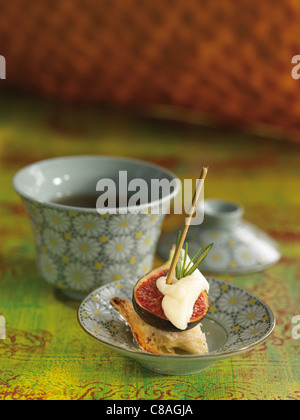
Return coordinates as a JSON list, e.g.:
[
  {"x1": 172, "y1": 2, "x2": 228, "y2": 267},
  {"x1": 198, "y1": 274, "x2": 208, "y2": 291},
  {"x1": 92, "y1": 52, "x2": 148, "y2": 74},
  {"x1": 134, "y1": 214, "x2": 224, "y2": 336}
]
[{"x1": 110, "y1": 297, "x2": 208, "y2": 355}]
